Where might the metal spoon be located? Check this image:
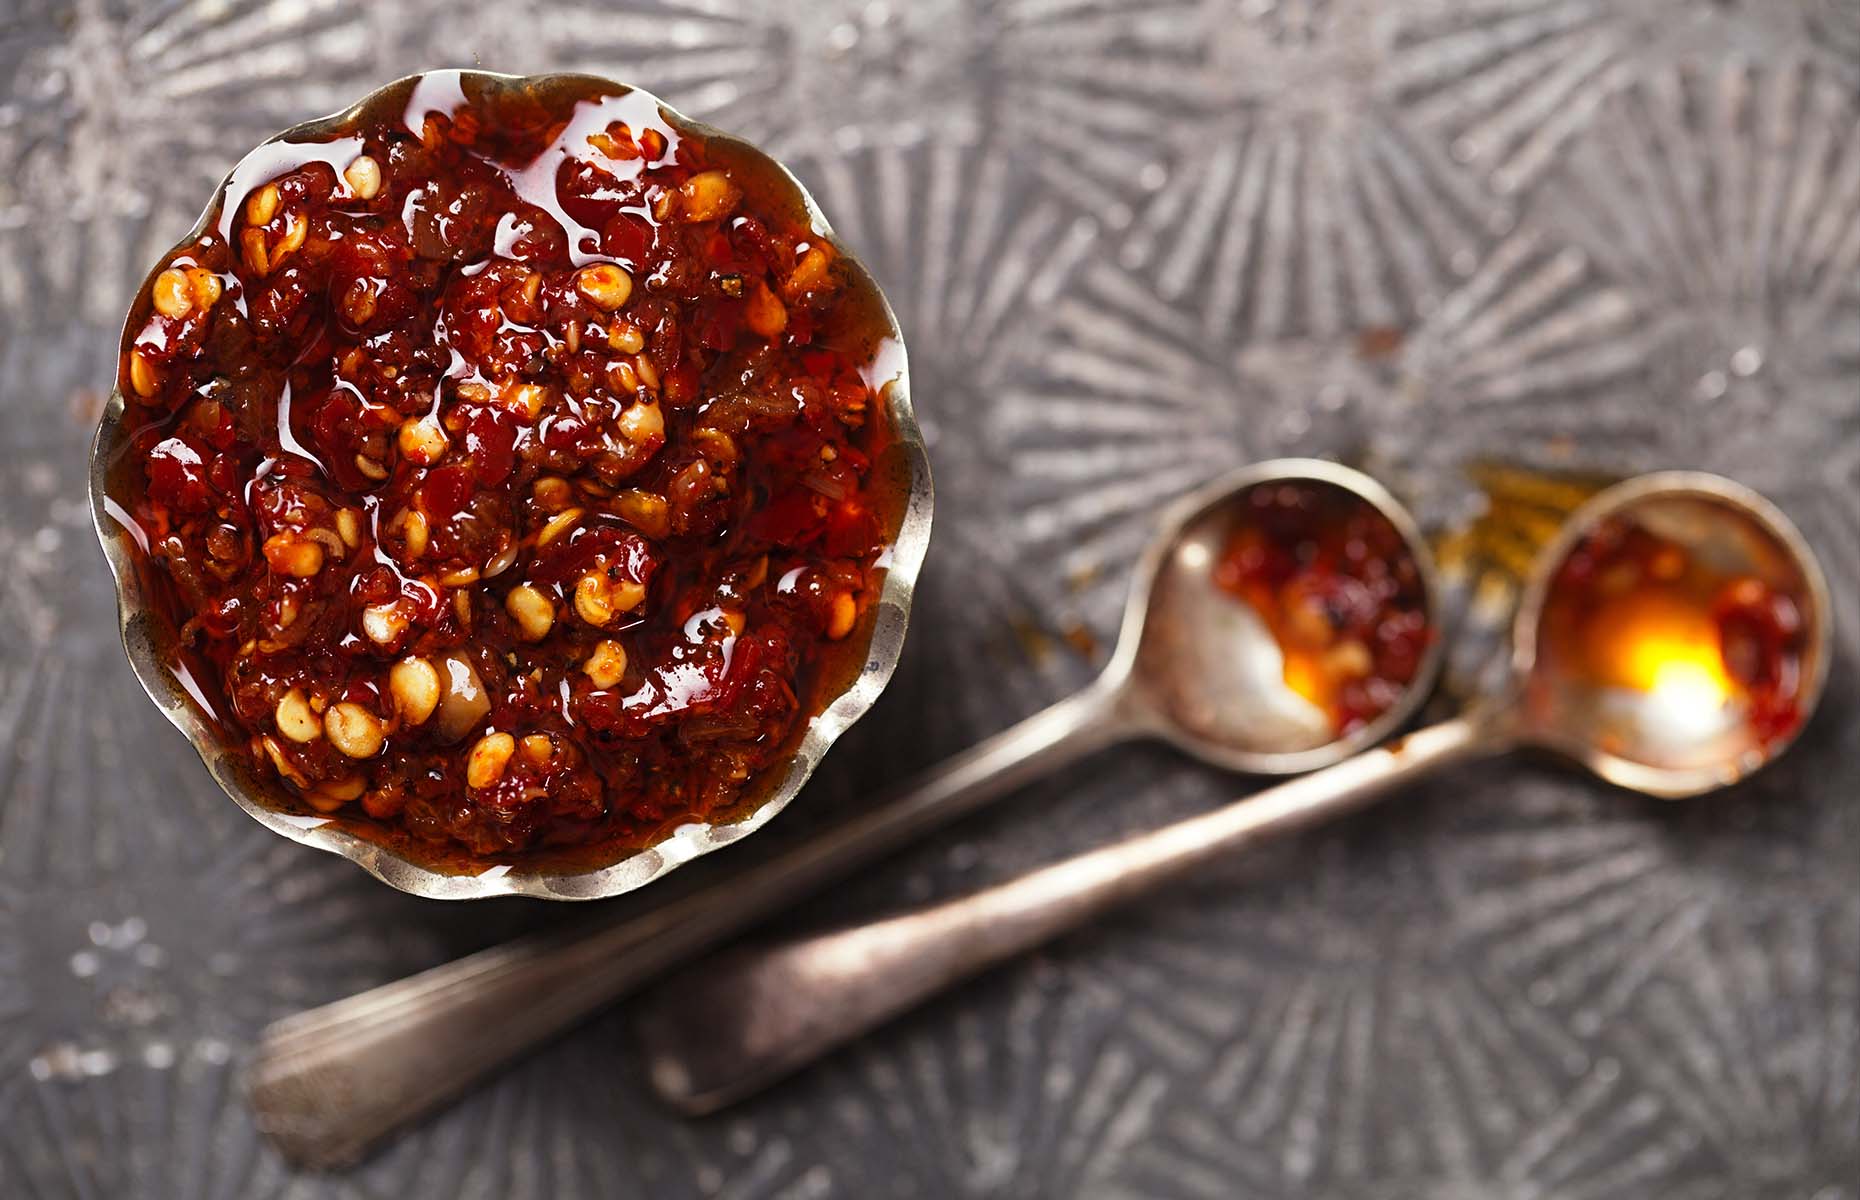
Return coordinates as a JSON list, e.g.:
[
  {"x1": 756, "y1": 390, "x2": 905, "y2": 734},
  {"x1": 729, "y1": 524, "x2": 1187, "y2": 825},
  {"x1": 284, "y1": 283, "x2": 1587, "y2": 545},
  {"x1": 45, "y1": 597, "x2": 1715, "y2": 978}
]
[
  {"x1": 633, "y1": 471, "x2": 1831, "y2": 1114},
  {"x1": 248, "y1": 458, "x2": 1443, "y2": 1166}
]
